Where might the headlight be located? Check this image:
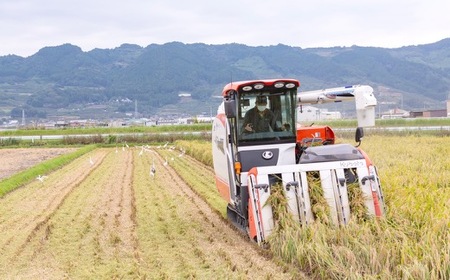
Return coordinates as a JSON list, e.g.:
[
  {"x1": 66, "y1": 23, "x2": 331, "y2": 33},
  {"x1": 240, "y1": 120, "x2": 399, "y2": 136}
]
[
  {"x1": 274, "y1": 82, "x2": 285, "y2": 88},
  {"x1": 285, "y1": 83, "x2": 296, "y2": 88},
  {"x1": 253, "y1": 83, "x2": 264, "y2": 90}
]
